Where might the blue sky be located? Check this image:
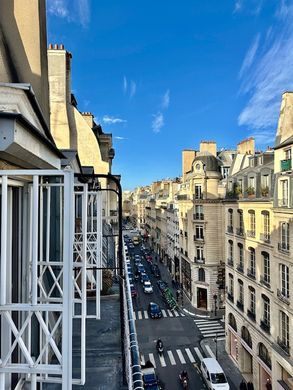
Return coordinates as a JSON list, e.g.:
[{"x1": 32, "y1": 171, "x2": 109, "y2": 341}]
[{"x1": 47, "y1": 0, "x2": 293, "y2": 190}]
